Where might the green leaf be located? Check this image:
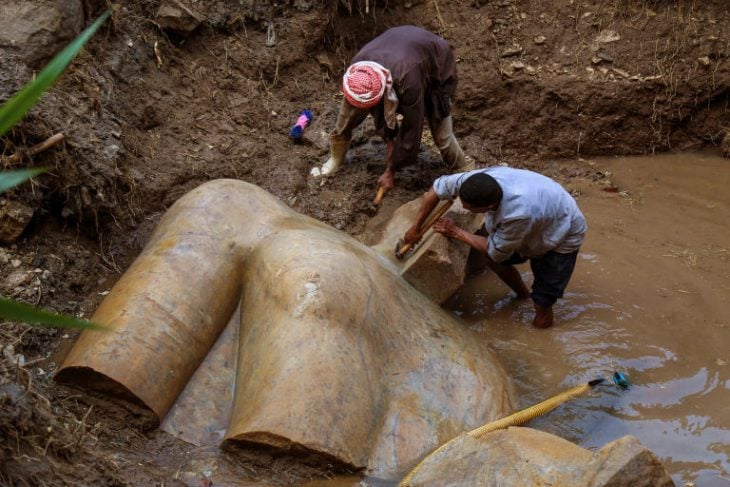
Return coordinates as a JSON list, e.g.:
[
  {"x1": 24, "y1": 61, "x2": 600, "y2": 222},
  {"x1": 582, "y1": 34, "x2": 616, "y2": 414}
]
[
  {"x1": 0, "y1": 167, "x2": 48, "y2": 194},
  {"x1": 0, "y1": 296, "x2": 106, "y2": 331},
  {"x1": 0, "y1": 9, "x2": 112, "y2": 136}
]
